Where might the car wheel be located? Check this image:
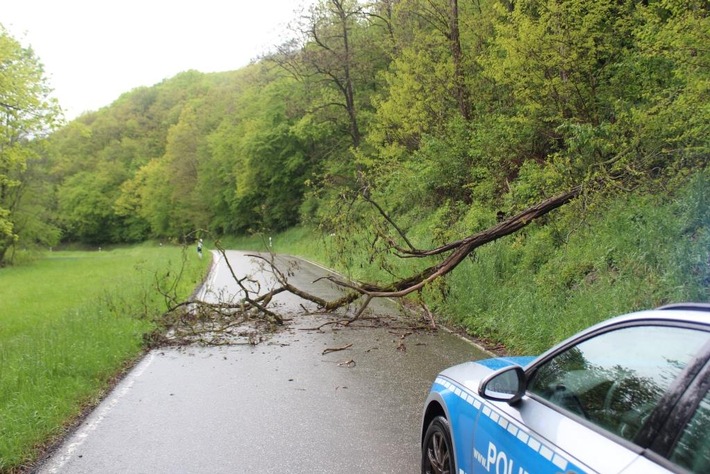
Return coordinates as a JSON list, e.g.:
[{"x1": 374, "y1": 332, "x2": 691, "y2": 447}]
[{"x1": 422, "y1": 416, "x2": 454, "y2": 474}]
